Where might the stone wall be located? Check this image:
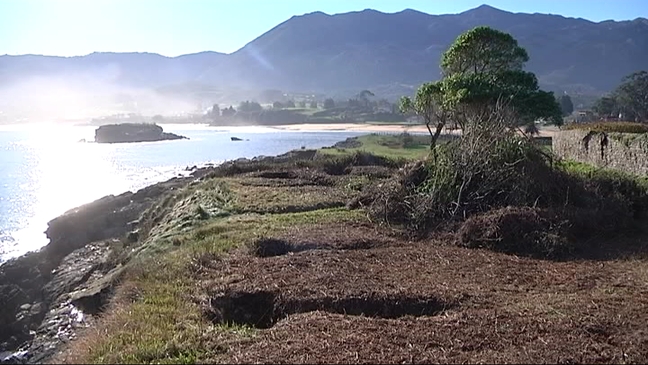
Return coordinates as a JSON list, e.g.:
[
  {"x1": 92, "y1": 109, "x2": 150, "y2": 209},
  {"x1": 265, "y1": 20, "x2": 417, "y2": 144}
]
[{"x1": 553, "y1": 129, "x2": 648, "y2": 176}]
